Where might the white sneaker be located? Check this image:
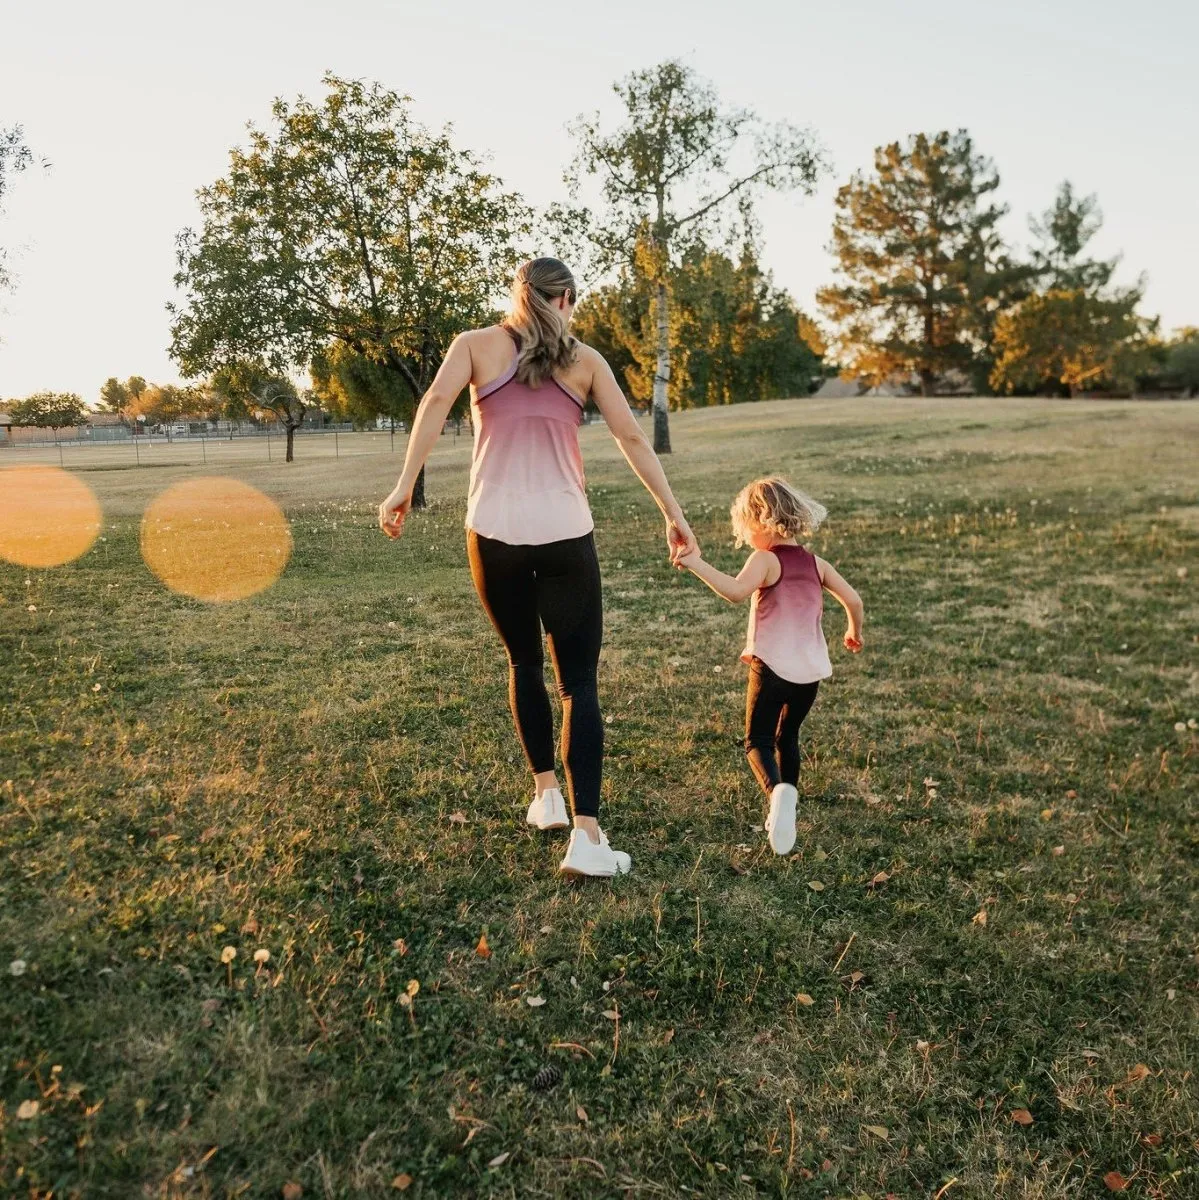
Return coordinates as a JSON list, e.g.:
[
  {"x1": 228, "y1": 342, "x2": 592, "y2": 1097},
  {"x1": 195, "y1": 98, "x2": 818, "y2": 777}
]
[
  {"x1": 765, "y1": 783, "x2": 798, "y2": 855},
  {"x1": 526, "y1": 788, "x2": 569, "y2": 830},
  {"x1": 558, "y1": 828, "x2": 632, "y2": 878}
]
